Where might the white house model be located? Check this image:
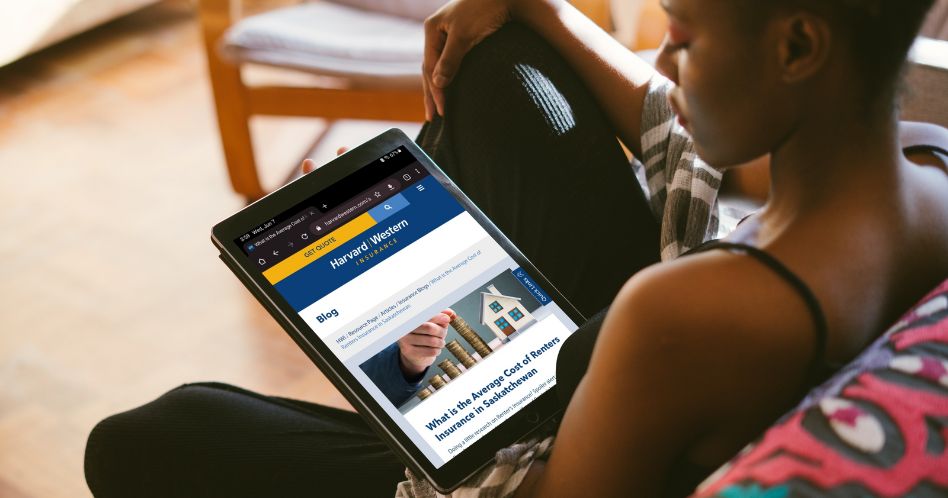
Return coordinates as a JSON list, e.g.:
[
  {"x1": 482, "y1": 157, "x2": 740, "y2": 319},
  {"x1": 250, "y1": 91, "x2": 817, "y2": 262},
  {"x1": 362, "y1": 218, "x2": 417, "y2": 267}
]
[{"x1": 479, "y1": 284, "x2": 536, "y2": 342}]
